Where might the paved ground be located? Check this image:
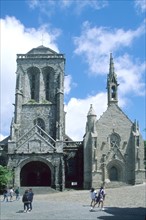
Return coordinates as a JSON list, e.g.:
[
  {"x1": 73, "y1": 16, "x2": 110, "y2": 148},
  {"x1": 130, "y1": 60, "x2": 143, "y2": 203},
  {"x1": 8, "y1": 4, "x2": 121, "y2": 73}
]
[{"x1": 0, "y1": 183, "x2": 146, "y2": 220}]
